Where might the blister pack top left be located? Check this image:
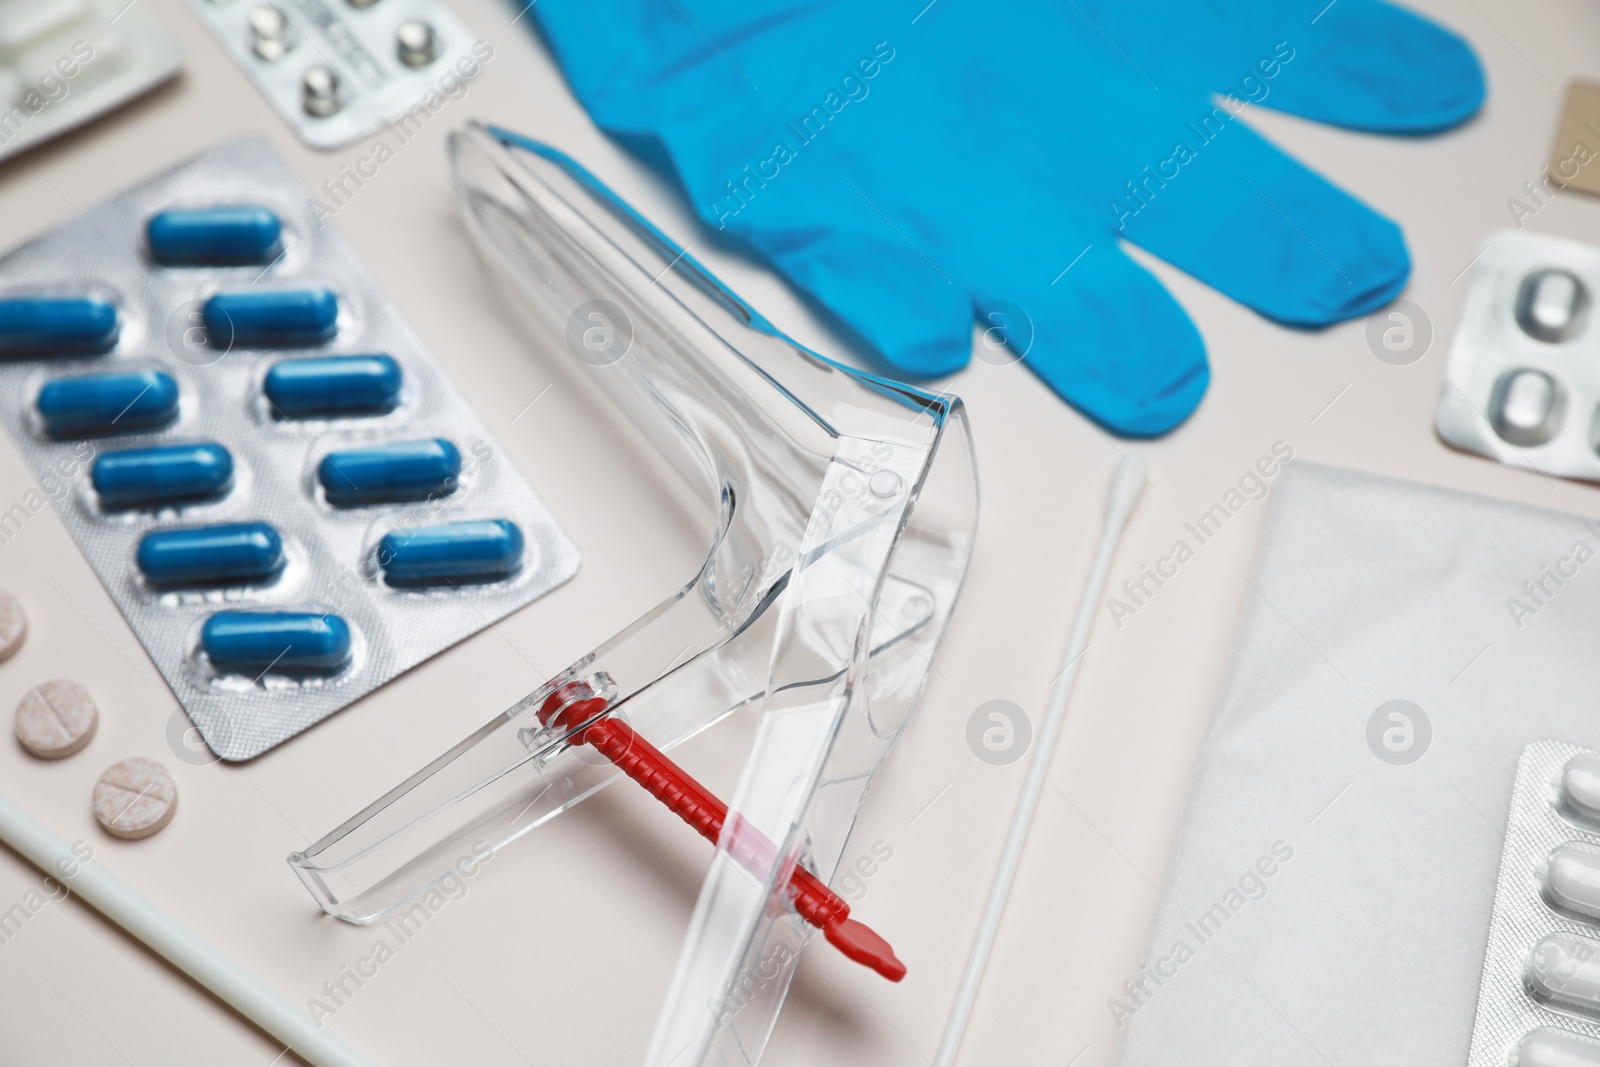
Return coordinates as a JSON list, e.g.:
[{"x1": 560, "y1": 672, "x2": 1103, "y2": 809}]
[
  {"x1": 0, "y1": 135, "x2": 580, "y2": 760},
  {"x1": 0, "y1": 0, "x2": 185, "y2": 162}
]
